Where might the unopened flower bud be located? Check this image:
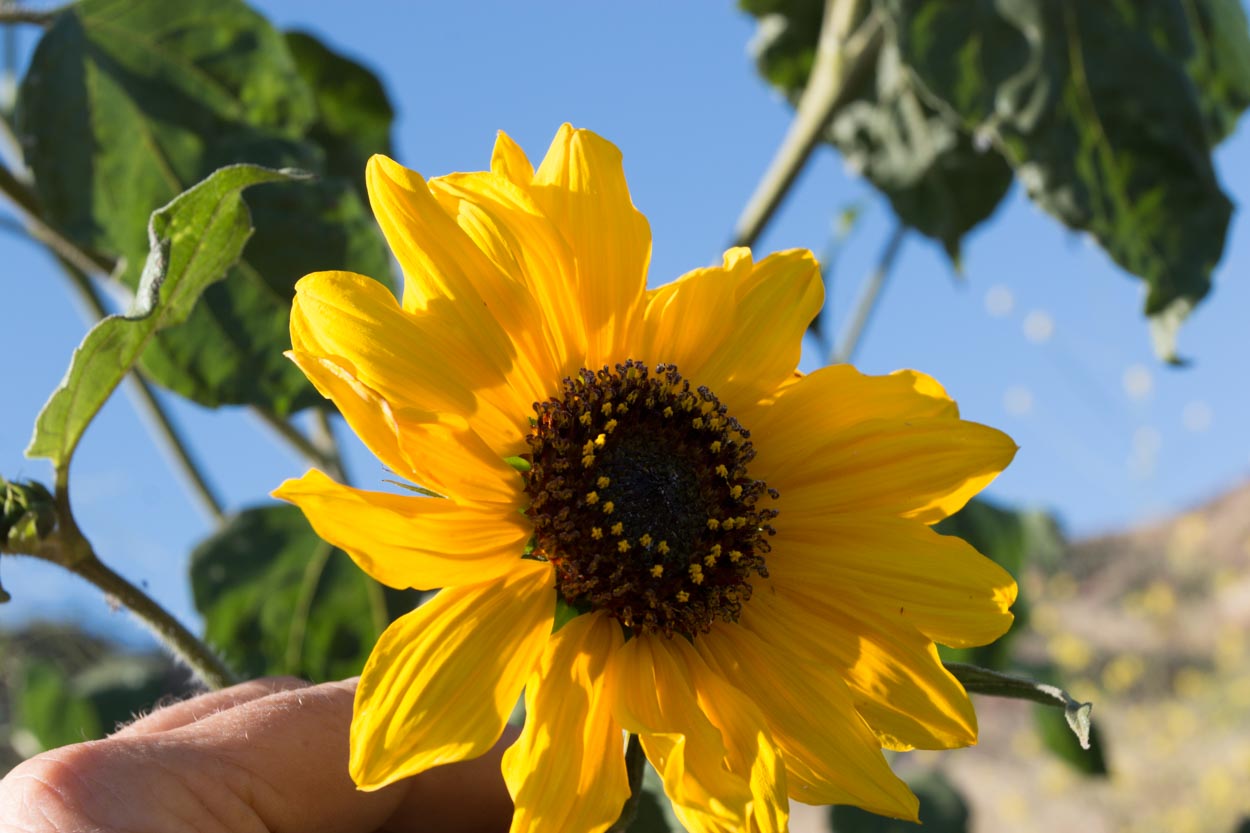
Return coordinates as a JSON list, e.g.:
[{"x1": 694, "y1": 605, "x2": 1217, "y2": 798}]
[{"x1": 1, "y1": 477, "x2": 56, "y2": 555}]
